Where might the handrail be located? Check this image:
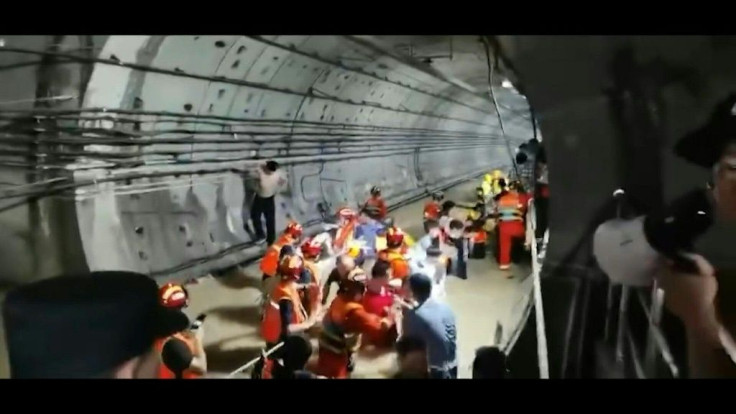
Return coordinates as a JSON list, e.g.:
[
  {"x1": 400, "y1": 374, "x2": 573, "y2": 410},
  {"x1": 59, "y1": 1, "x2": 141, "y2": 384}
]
[
  {"x1": 604, "y1": 189, "x2": 682, "y2": 378},
  {"x1": 527, "y1": 198, "x2": 550, "y2": 378}
]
